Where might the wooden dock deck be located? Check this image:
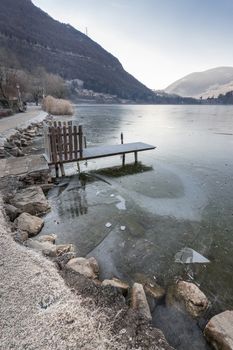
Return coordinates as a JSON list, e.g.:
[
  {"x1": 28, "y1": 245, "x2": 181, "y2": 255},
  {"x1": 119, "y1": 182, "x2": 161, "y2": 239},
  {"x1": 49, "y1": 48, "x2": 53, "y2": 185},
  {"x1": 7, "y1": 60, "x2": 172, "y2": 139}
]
[
  {"x1": 44, "y1": 122, "x2": 156, "y2": 176},
  {"x1": 51, "y1": 142, "x2": 155, "y2": 163}
]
